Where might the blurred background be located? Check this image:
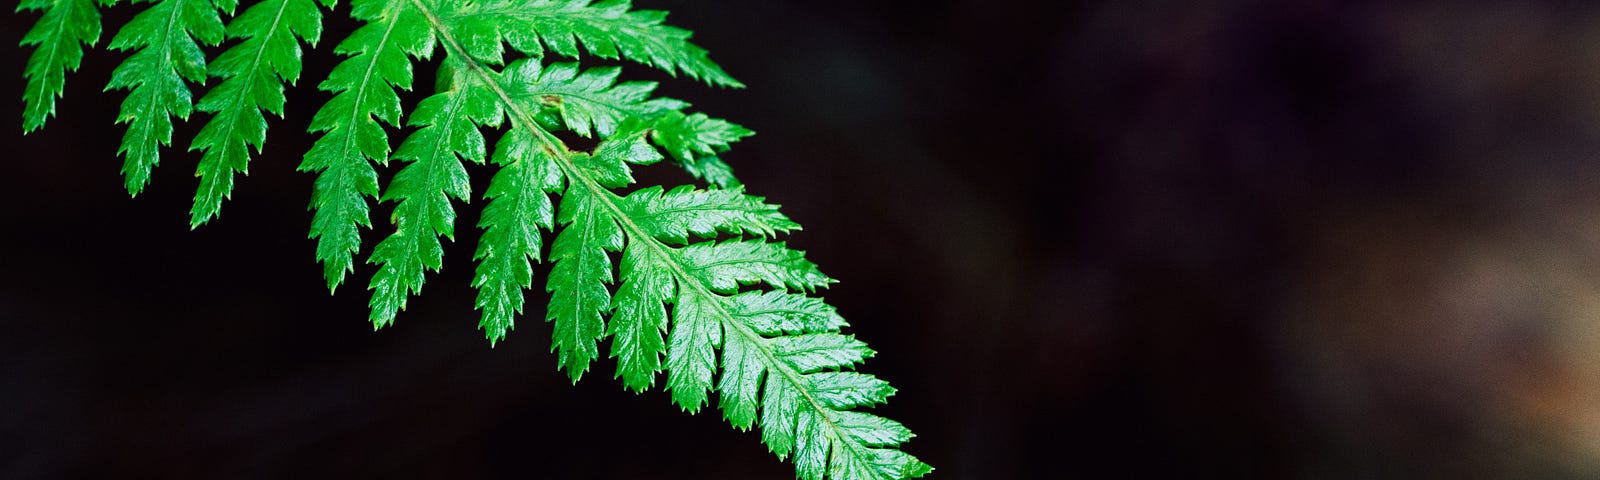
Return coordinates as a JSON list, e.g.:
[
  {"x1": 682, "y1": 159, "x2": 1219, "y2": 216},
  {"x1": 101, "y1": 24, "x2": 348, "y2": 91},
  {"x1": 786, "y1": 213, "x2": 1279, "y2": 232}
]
[{"x1": 5, "y1": 0, "x2": 1600, "y2": 478}]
